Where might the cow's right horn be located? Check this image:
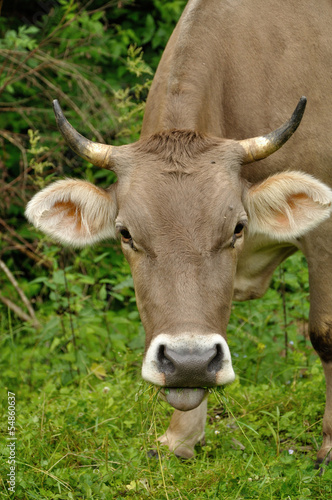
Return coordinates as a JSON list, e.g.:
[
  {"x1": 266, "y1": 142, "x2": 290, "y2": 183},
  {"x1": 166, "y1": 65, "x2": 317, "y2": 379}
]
[
  {"x1": 53, "y1": 100, "x2": 129, "y2": 172},
  {"x1": 239, "y1": 96, "x2": 307, "y2": 164}
]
